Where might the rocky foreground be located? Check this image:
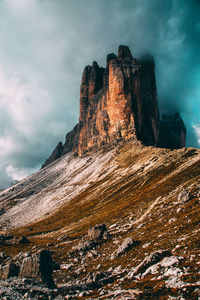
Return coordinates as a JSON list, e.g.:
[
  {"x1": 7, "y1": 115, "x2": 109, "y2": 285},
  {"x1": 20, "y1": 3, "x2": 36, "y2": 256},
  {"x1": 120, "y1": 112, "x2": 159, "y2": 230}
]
[
  {"x1": 0, "y1": 141, "x2": 200, "y2": 299},
  {"x1": 0, "y1": 223, "x2": 199, "y2": 299}
]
